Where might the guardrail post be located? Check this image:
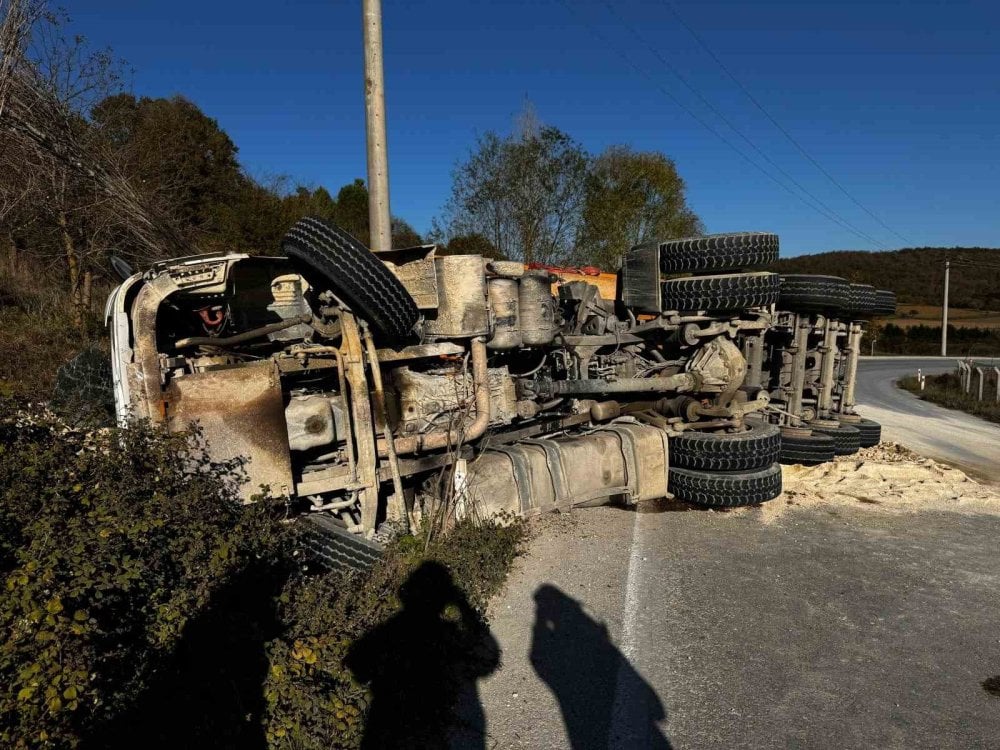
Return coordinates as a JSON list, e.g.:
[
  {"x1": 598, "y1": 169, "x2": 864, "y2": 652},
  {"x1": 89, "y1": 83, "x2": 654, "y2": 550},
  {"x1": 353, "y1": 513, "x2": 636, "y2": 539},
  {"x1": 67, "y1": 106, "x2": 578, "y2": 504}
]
[
  {"x1": 975, "y1": 366, "x2": 985, "y2": 401},
  {"x1": 995, "y1": 367, "x2": 1000, "y2": 402}
]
